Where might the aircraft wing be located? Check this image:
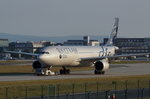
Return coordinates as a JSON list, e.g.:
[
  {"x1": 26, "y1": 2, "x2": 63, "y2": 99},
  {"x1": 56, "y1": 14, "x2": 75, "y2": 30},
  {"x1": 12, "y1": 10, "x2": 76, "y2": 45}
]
[
  {"x1": 79, "y1": 53, "x2": 150, "y2": 62},
  {"x1": 4, "y1": 51, "x2": 38, "y2": 56}
]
